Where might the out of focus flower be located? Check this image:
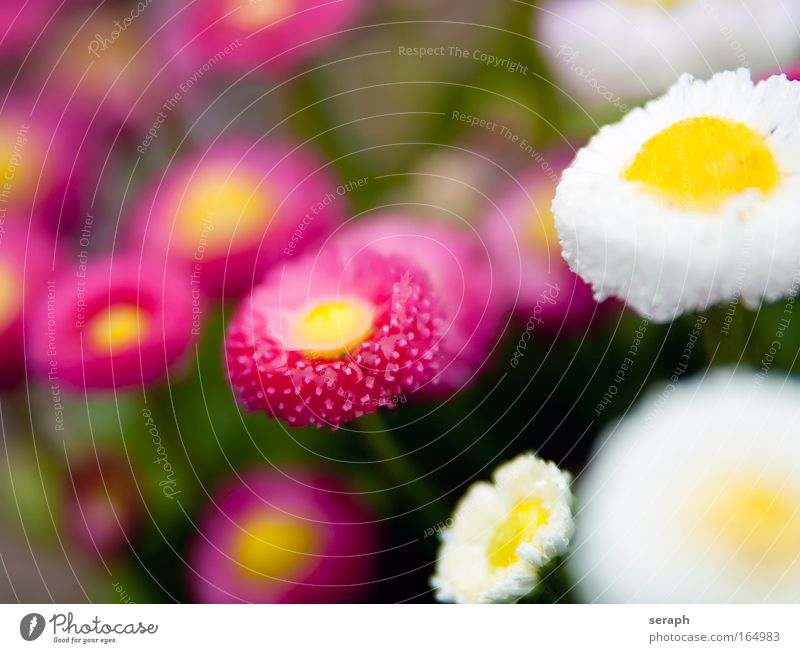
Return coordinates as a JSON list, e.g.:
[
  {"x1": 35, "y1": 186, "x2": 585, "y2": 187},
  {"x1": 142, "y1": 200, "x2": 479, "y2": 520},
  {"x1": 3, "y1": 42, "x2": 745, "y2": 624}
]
[
  {"x1": 189, "y1": 468, "x2": 377, "y2": 603},
  {"x1": 334, "y1": 214, "x2": 503, "y2": 392},
  {"x1": 0, "y1": 100, "x2": 82, "y2": 228},
  {"x1": 160, "y1": 0, "x2": 365, "y2": 75},
  {"x1": 226, "y1": 248, "x2": 443, "y2": 428},
  {"x1": 0, "y1": 222, "x2": 50, "y2": 388},
  {"x1": 572, "y1": 368, "x2": 800, "y2": 602},
  {"x1": 554, "y1": 70, "x2": 800, "y2": 323},
  {"x1": 0, "y1": 1, "x2": 62, "y2": 55},
  {"x1": 537, "y1": 0, "x2": 800, "y2": 106},
  {"x1": 432, "y1": 452, "x2": 574, "y2": 603},
  {"x1": 29, "y1": 256, "x2": 195, "y2": 391},
  {"x1": 135, "y1": 139, "x2": 341, "y2": 298},
  {"x1": 481, "y1": 153, "x2": 597, "y2": 332},
  {"x1": 65, "y1": 452, "x2": 140, "y2": 557}
]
